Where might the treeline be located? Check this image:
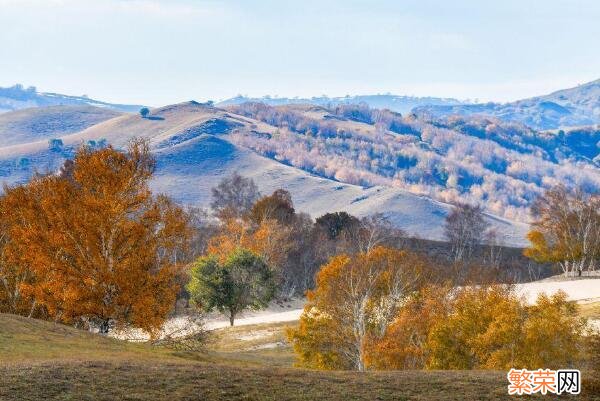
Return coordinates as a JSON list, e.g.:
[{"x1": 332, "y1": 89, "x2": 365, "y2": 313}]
[{"x1": 229, "y1": 101, "x2": 417, "y2": 138}]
